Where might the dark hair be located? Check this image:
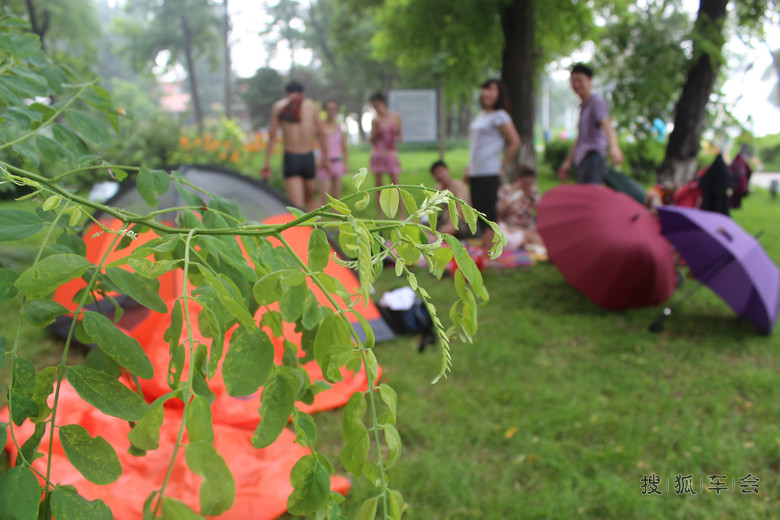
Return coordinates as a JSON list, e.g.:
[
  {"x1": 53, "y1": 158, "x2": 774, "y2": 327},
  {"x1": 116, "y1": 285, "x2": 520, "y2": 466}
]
[
  {"x1": 285, "y1": 80, "x2": 304, "y2": 93},
  {"x1": 480, "y1": 78, "x2": 511, "y2": 112},
  {"x1": 369, "y1": 91, "x2": 387, "y2": 104},
  {"x1": 323, "y1": 99, "x2": 340, "y2": 108},
  {"x1": 570, "y1": 63, "x2": 594, "y2": 78},
  {"x1": 430, "y1": 160, "x2": 447, "y2": 173}
]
